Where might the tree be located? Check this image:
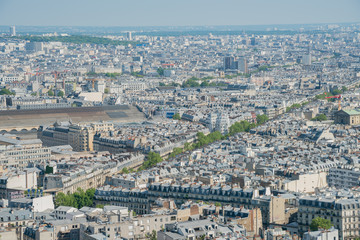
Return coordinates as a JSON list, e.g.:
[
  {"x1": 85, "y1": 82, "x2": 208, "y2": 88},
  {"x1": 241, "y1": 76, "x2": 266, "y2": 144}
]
[
  {"x1": 342, "y1": 86, "x2": 348, "y2": 92},
  {"x1": 256, "y1": 114, "x2": 269, "y2": 125},
  {"x1": 168, "y1": 147, "x2": 184, "y2": 159},
  {"x1": 184, "y1": 142, "x2": 192, "y2": 151},
  {"x1": 331, "y1": 88, "x2": 342, "y2": 96},
  {"x1": 47, "y1": 89, "x2": 54, "y2": 96},
  {"x1": 200, "y1": 81, "x2": 209, "y2": 87},
  {"x1": 57, "y1": 90, "x2": 64, "y2": 97},
  {"x1": 54, "y1": 188, "x2": 96, "y2": 208},
  {"x1": 86, "y1": 71, "x2": 98, "y2": 77},
  {"x1": 104, "y1": 88, "x2": 109, "y2": 94},
  {"x1": 105, "y1": 72, "x2": 121, "y2": 78},
  {"x1": 0, "y1": 88, "x2": 14, "y2": 95},
  {"x1": 138, "y1": 152, "x2": 163, "y2": 171},
  {"x1": 122, "y1": 167, "x2": 129, "y2": 174},
  {"x1": 310, "y1": 217, "x2": 333, "y2": 231},
  {"x1": 311, "y1": 114, "x2": 327, "y2": 122},
  {"x1": 197, "y1": 235, "x2": 206, "y2": 240},
  {"x1": 182, "y1": 77, "x2": 200, "y2": 88},
  {"x1": 157, "y1": 67, "x2": 164, "y2": 76},
  {"x1": 173, "y1": 113, "x2": 181, "y2": 120},
  {"x1": 45, "y1": 166, "x2": 53, "y2": 174},
  {"x1": 146, "y1": 230, "x2": 157, "y2": 240}
]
